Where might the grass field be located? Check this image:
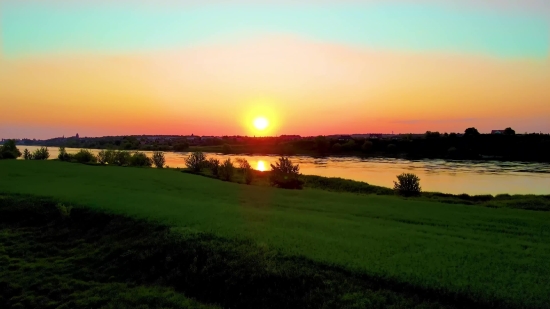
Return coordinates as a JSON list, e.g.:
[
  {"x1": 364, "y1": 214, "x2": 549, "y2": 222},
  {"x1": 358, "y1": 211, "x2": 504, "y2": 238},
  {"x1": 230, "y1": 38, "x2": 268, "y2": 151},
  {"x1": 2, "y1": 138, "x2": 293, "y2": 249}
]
[{"x1": 1, "y1": 160, "x2": 550, "y2": 308}]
